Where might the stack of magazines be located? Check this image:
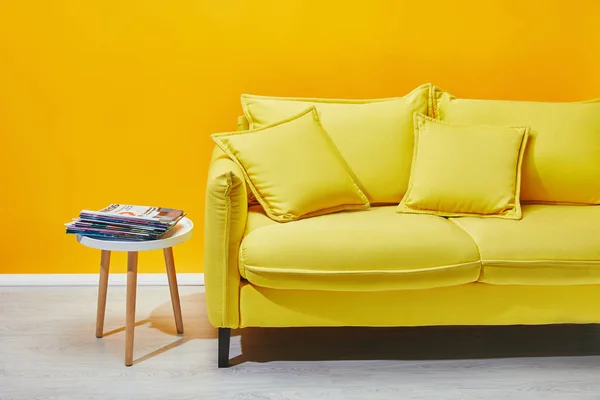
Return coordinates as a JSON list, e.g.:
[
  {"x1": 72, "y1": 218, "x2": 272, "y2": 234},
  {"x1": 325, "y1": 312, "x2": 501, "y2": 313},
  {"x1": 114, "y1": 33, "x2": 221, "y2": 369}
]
[{"x1": 65, "y1": 204, "x2": 185, "y2": 241}]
